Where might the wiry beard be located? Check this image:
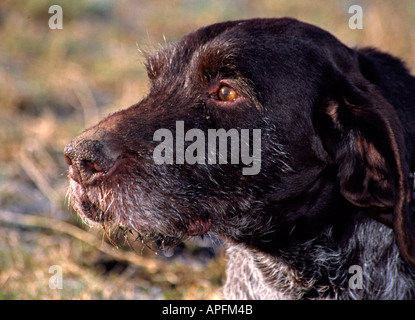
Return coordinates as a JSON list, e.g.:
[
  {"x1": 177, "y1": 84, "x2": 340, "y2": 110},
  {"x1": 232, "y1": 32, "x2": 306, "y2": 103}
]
[{"x1": 66, "y1": 176, "x2": 190, "y2": 254}]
